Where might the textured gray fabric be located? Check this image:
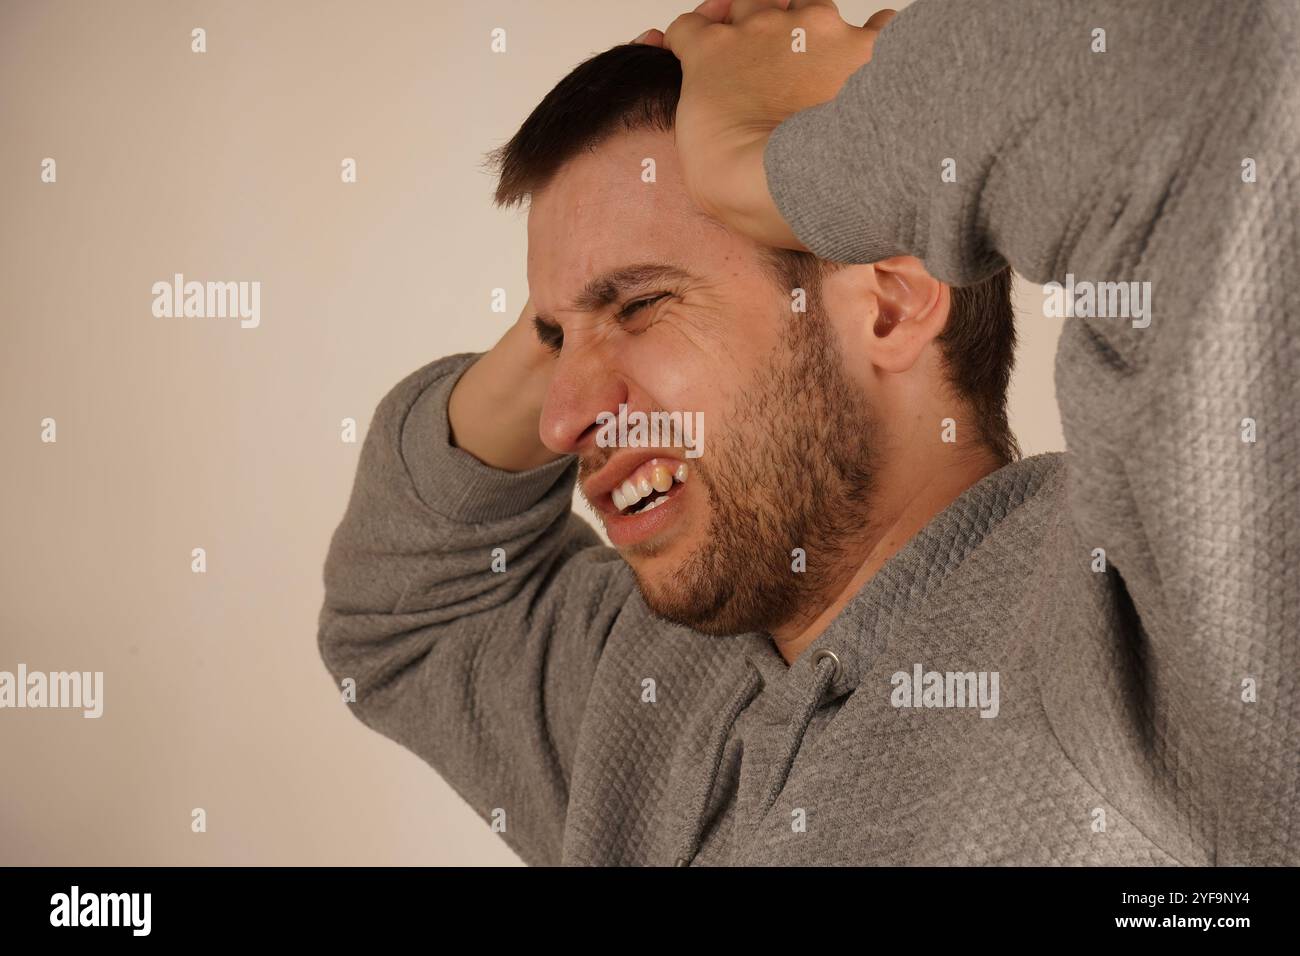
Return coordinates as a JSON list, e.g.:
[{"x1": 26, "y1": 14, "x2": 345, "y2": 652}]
[{"x1": 318, "y1": 0, "x2": 1298, "y2": 865}]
